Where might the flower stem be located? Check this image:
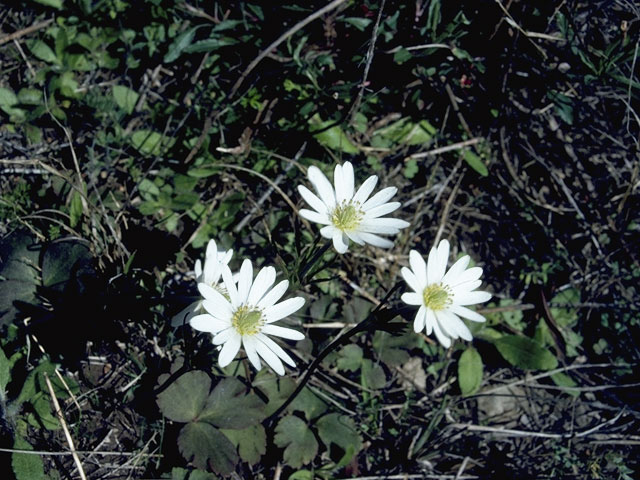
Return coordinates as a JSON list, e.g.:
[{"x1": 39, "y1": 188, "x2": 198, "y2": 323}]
[
  {"x1": 265, "y1": 281, "x2": 405, "y2": 425},
  {"x1": 297, "y1": 239, "x2": 332, "y2": 283}
]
